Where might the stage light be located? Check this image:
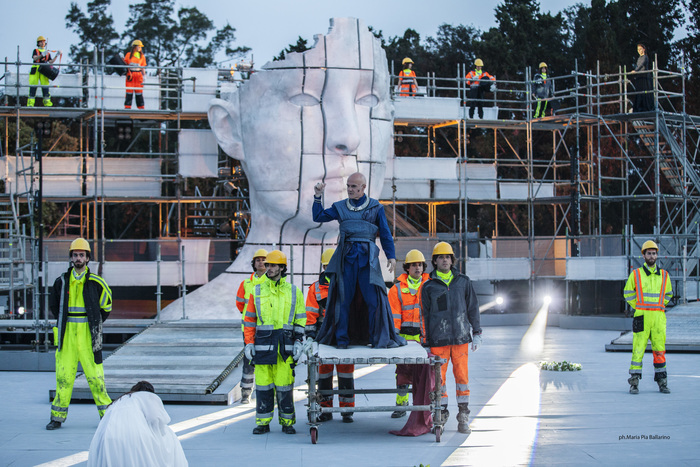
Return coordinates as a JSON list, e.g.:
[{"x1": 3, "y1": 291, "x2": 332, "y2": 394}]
[
  {"x1": 543, "y1": 295, "x2": 552, "y2": 305},
  {"x1": 116, "y1": 120, "x2": 133, "y2": 140},
  {"x1": 18, "y1": 306, "x2": 25, "y2": 315},
  {"x1": 496, "y1": 296, "x2": 504, "y2": 305}
]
